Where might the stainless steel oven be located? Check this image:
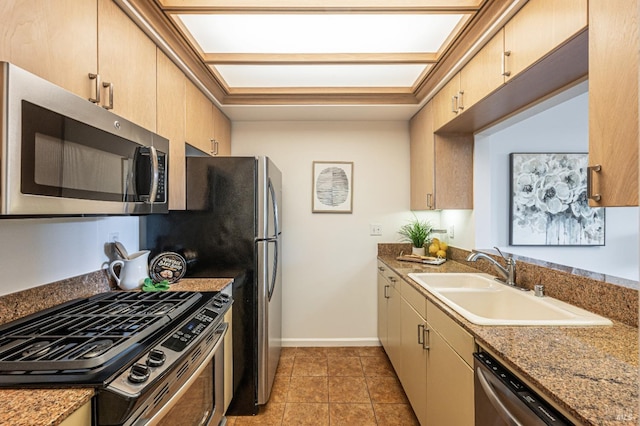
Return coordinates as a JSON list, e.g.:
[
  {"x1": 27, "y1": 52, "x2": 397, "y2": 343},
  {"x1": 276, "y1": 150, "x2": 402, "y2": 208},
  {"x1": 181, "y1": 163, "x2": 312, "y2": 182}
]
[
  {"x1": 0, "y1": 291, "x2": 231, "y2": 426},
  {"x1": 0, "y1": 62, "x2": 168, "y2": 216}
]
